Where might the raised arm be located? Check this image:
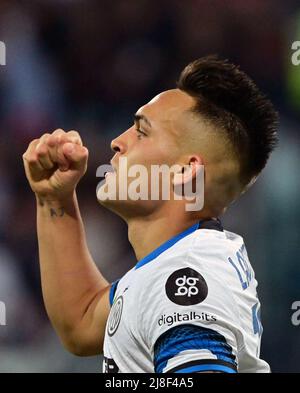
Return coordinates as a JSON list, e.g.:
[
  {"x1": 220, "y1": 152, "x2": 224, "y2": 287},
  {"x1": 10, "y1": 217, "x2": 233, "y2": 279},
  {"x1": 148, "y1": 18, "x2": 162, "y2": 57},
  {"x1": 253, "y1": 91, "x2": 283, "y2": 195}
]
[{"x1": 23, "y1": 129, "x2": 111, "y2": 356}]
